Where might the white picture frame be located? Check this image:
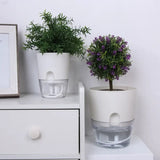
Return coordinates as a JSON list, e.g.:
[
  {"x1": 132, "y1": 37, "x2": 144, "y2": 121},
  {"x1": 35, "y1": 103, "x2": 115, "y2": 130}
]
[{"x1": 0, "y1": 24, "x2": 19, "y2": 97}]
